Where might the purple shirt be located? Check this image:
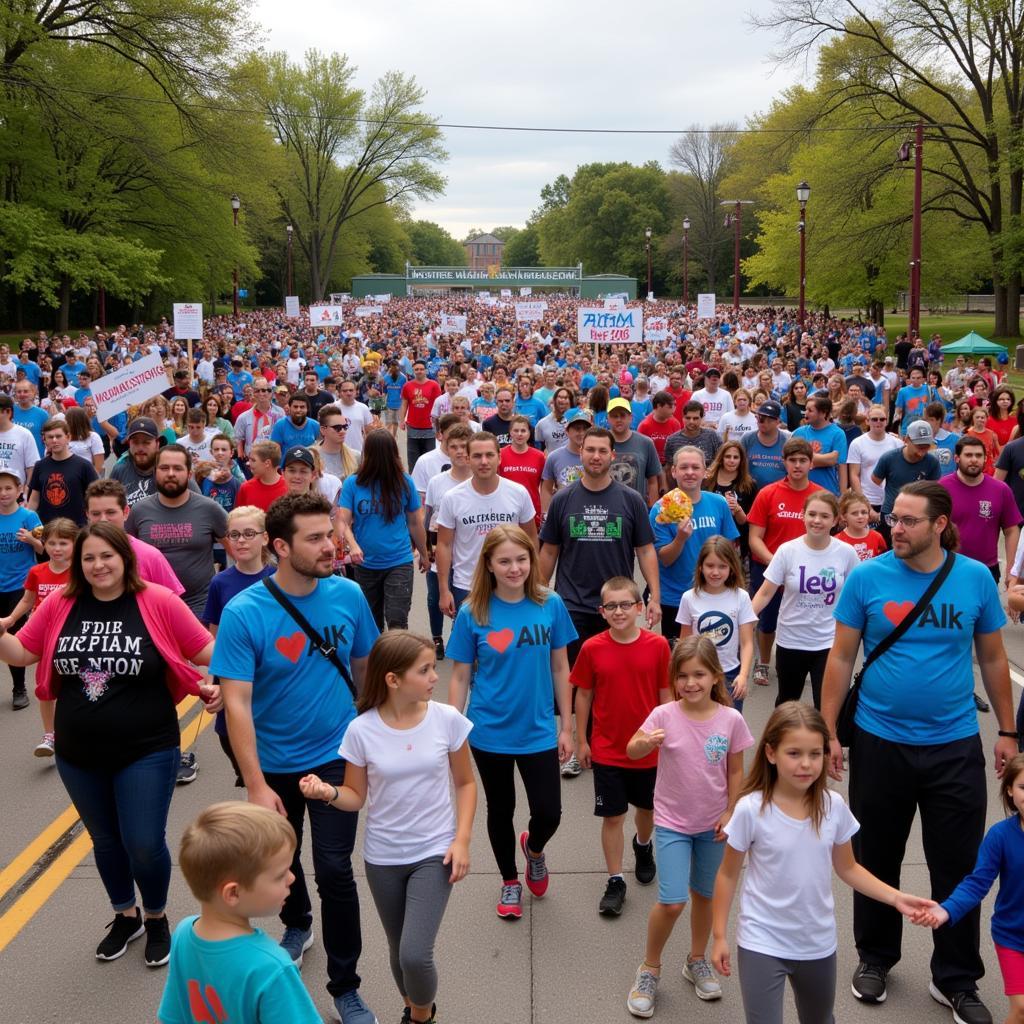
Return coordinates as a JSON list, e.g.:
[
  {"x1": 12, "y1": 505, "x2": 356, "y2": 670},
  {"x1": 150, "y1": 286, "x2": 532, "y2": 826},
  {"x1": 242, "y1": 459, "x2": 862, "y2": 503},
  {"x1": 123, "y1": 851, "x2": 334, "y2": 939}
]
[{"x1": 940, "y1": 473, "x2": 1021, "y2": 567}]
